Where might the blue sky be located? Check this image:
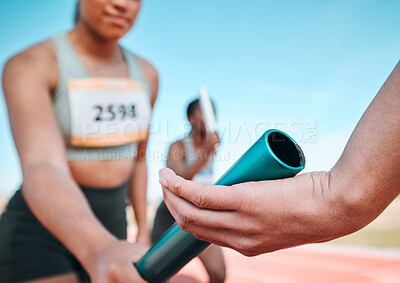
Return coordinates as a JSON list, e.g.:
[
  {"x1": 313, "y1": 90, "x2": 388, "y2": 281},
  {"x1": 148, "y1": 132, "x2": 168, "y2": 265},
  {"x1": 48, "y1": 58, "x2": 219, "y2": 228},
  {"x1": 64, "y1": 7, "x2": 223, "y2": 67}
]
[{"x1": 0, "y1": 0, "x2": 399, "y2": 201}]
